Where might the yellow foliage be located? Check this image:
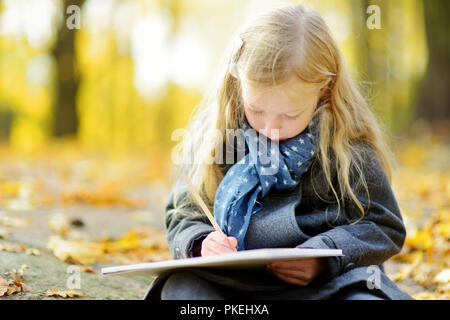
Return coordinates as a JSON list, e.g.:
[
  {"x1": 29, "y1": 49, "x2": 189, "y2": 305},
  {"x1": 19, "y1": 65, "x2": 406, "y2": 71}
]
[
  {"x1": 0, "y1": 181, "x2": 22, "y2": 197},
  {"x1": 47, "y1": 212, "x2": 71, "y2": 236},
  {"x1": 9, "y1": 118, "x2": 47, "y2": 154},
  {"x1": 45, "y1": 289, "x2": 86, "y2": 298},
  {"x1": 404, "y1": 229, "x2": 434, "y2": 250},
  {"x1": 46, "y1": 235, "x2": 107, "y2": 265},
  {"x1": 45, "y1": 226, "x2": 170, "y2": 266},
  {"x1": 390, "y1": 134, "x2": 450, "y2": 299}
]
